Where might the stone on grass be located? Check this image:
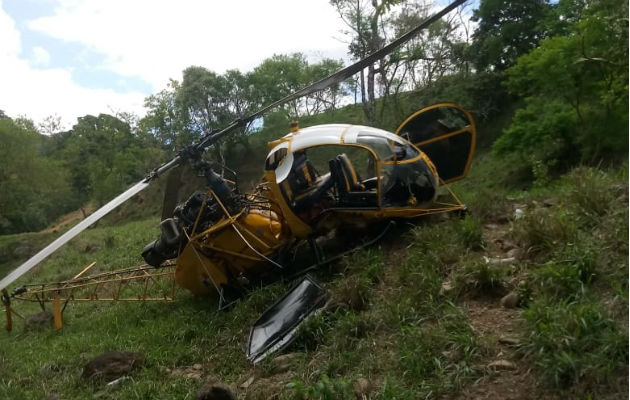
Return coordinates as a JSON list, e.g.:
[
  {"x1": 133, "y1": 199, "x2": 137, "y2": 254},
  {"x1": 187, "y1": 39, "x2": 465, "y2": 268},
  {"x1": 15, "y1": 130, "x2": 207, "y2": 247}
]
[
  {"x1": 500, "y1": 291, "x2": 520, "y2": 308},
  {"x1": 488, "y1": 359, "x2": 517, "y2": 371},
  {"x1": 353, "y1": 377, "x2": 371, "y2": 398},
  {"x1": 196, "y1": 382, "x2": 235, "y2": 400},
  {"x1": 271, "y1": 353, "x2": 299, "y2": 374},
  {"x1": 506, "y1": 248, "x2": 523, "y2": 260},
  {"x1": 498, "y1": 336, "x2": 520, "y2": 346},
  {"x1": 439, "y1": 281, "x2": 454, "y2": 296},
  {"x1": 82, "y1": 351, "x2": 143, "y2": 382},
  {"x1": 25, "y1": 310, "x2": 53, "y2": 331}
]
